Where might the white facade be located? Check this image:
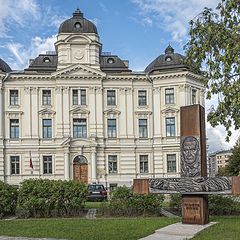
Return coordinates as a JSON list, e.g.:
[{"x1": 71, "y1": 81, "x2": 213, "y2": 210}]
[{"x1": 0, "y1": 9, "x2": 205, "y2": 188}]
